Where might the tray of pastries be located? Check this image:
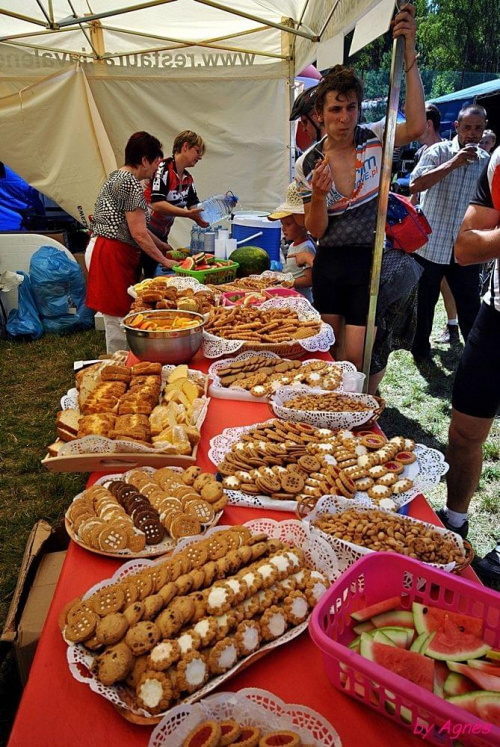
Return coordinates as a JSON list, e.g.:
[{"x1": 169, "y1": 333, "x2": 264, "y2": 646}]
[
  {"x1": 43, "y1": 362, "x2": 209, "y2": 472},
  {"x1": 149, "y1": 688, "x2": 341, "y2": 747},
  {"x1": 205, "y1": 270, "x2": 295, "y2": 295},
  {"x1": 208, "y1": 352, "x2": 355, "y2": 401},
  {"x1": 62, "y1": 521, "x2": 338, "y2": 722},
  {"x1": 128, "y1": 275, "x2": 218, "y2": 316},
  {"x1": 209, "y1": 419, "x2": 448, "y2": 514},
  {"x1": 65, "y1": 466, "x2": 227, "y2": 558},
  {"x1": 202, "y1": 297, "x2": 334, "y2": 360}
]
